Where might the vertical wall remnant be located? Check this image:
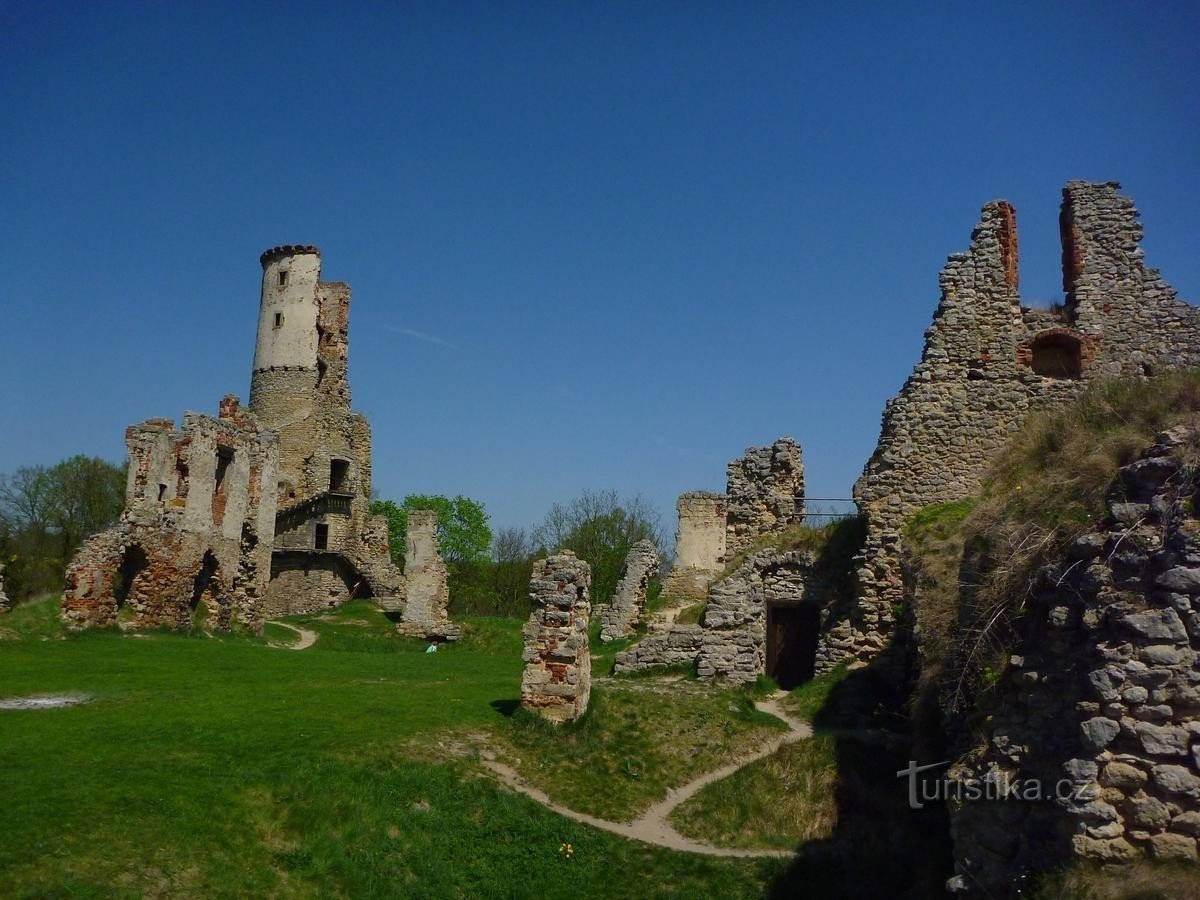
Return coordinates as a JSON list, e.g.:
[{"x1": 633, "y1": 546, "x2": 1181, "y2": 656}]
[
  {"x1": 660, "y1": 492, "x2": 727, "y2": 604},
  {"x1": 396, "y1": 509, "x2": 459, "y2": 640},
  {"x1": 725, "y1": 437, "x2": 806, "y2": 556},
  {"x1": 598, "y1": 540, "x2": 660, "y2": 642},
  {"x1": 521, "y1": 551, "x2": 592, "y2": 723}
]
